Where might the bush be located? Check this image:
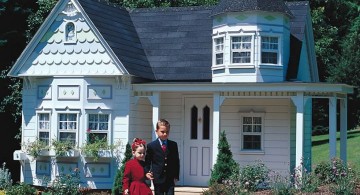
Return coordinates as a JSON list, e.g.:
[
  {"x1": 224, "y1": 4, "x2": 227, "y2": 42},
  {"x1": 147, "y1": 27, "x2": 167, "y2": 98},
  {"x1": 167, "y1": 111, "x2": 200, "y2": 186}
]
[
  {"x1": 293, "y1": 164, "x2": 320, "y2": 193},
  {"x1": 314, "y1": 158, "x2": 354, "y2": 184},
  {"x1": 6, "y1": 182, "x2": 36, "y2": 195},
  {"x1": 236, "y1": 161, "x2": 270, "y2": 192},
  {"x1": 49, "y1": 168, "x2": 81, "y2": 195},
  {"x1": 269, "y1": 171, "x2": 295, "y2": 195},
  {"x1": 209, "y1": 131, "x2": 239, "y2": 185},
  {"x1": 0, "y1": 162, "x2": 12, "y2": 190}
]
